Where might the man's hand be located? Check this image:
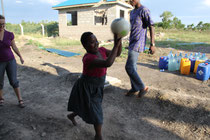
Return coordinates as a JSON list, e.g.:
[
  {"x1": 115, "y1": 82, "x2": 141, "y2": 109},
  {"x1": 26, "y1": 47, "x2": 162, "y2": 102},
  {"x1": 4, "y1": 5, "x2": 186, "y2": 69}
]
[
  {"x1": 149, "y1": 46, "x2": 156, "y2": 54},
  {"x1": 149, "y1": 25, "x2": 155, "y2": 55}
]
